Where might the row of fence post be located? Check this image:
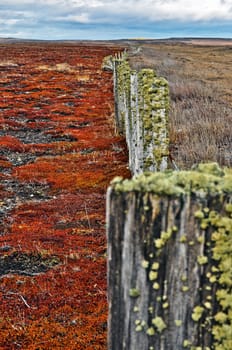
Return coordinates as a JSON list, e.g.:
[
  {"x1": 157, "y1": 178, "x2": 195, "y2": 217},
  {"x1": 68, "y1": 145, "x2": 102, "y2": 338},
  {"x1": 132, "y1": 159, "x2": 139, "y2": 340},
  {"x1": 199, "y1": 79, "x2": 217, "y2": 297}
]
[{"x1": 104, "y1": 54, "x2": 232, "y2": 350}]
